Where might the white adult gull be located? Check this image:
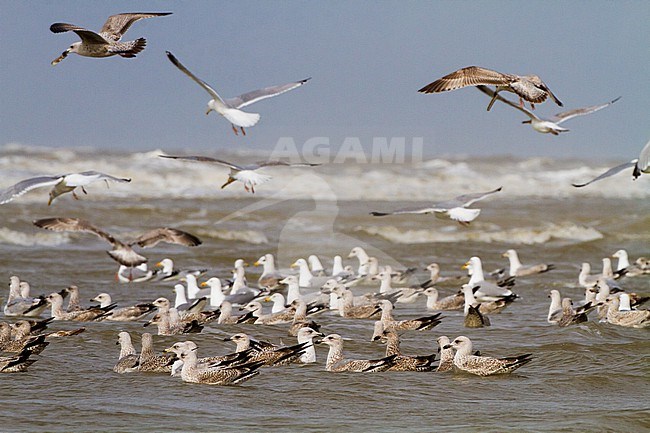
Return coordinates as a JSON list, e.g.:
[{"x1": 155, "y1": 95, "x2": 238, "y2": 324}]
[
  {"x1": 165, "y1": 51, "x2": 310, "y2": 135},
  {"x1": 476, "y1": 85, "x2": 619, "y2": 135},
  {"x1": 0, "y1": 171, "x2": 131, "y2": 206},
  {"x1": 572, "y1": 140, "x2": 650, "y2": 187},
  {"x1": 371, "y1": 187, "x2": 502, "y2": 226},
  {"x1": 159, "y1": 154, "x2": 320, "y2": 193},
  {"x1": 33, "y1": 217, "x2": 201, "y2": 267},
  {"x1": 50, "y1": 12, "x2": 171, "y2": 65},
  {"x1": 419, "y1": 65, "x2": 563, "y2": 111}
]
